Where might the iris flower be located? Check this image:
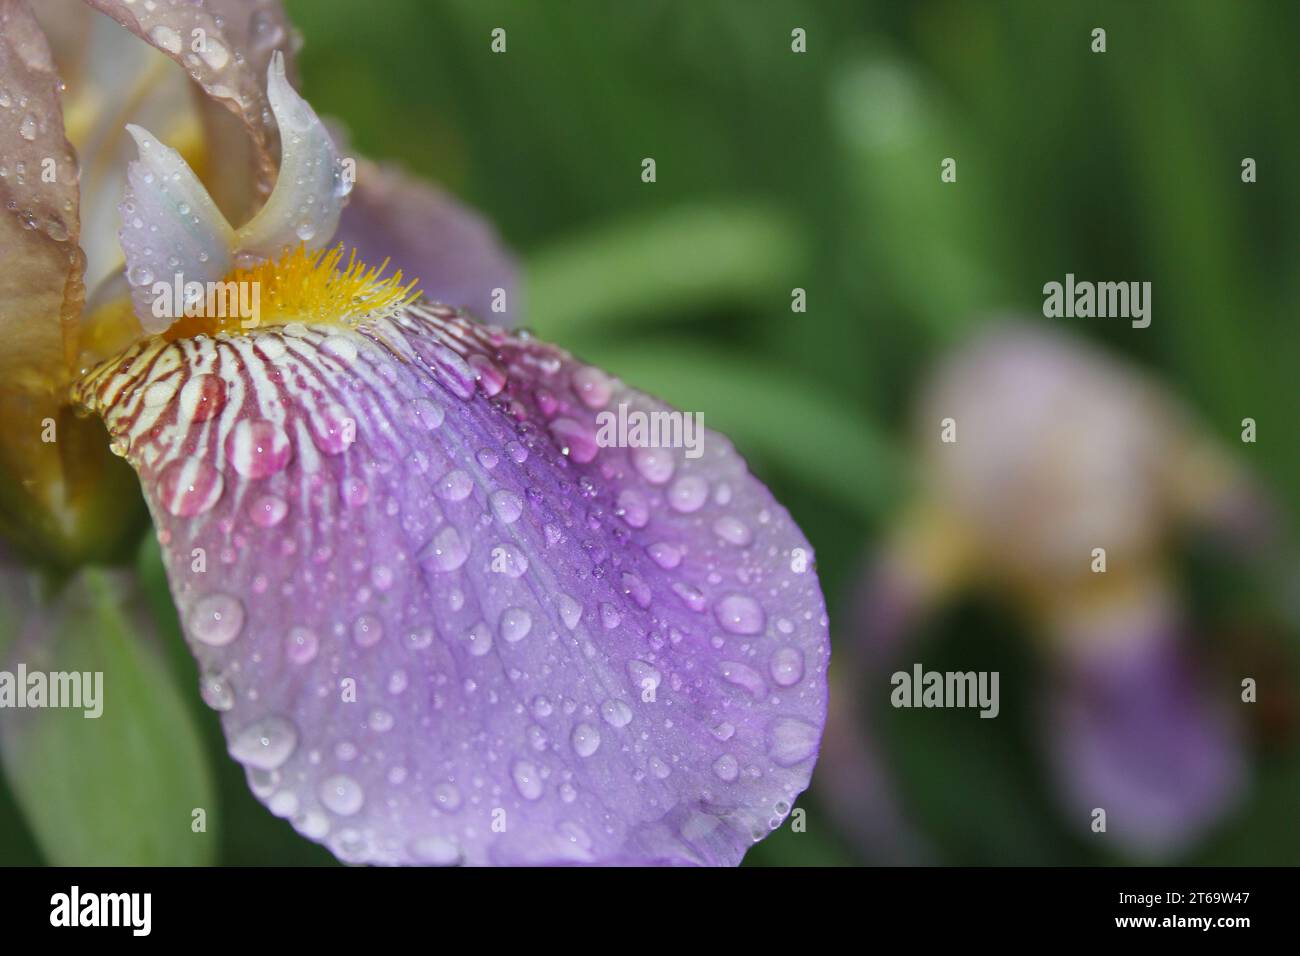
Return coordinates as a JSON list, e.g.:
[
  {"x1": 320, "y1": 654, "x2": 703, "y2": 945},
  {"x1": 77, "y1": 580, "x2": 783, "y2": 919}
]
[
  {"x1": 0, "y1": 0, "x2": 827, "y2": 865},
  {"x1": 823, "y1": 324, "x2": 1264, "y2": 860}
]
